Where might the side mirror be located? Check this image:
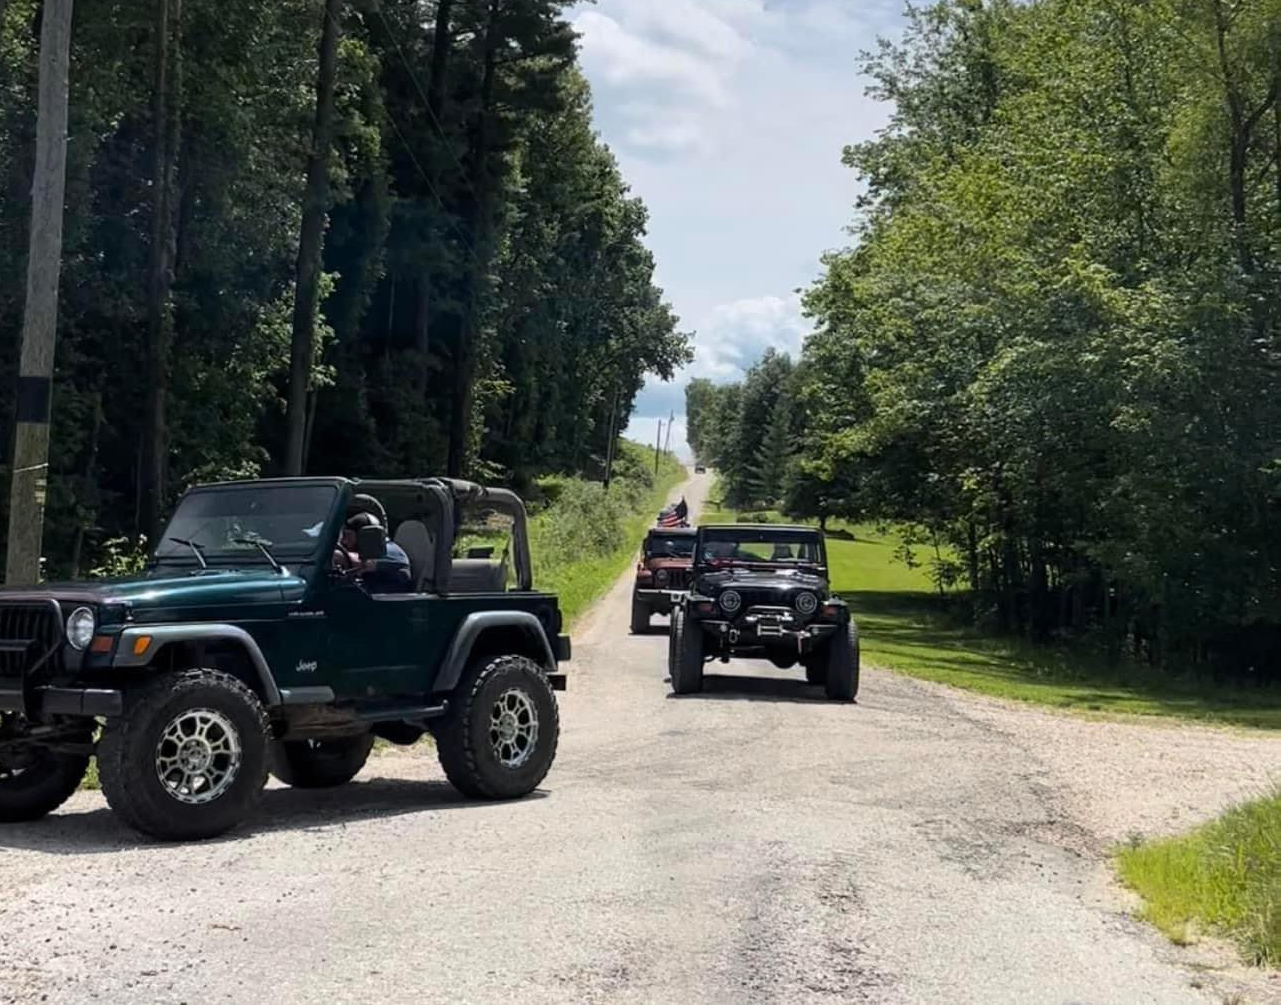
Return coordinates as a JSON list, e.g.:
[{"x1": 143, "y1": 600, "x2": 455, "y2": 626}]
[{"x1": 357, "y1": 525, "x2": 387, "y2": 562}]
